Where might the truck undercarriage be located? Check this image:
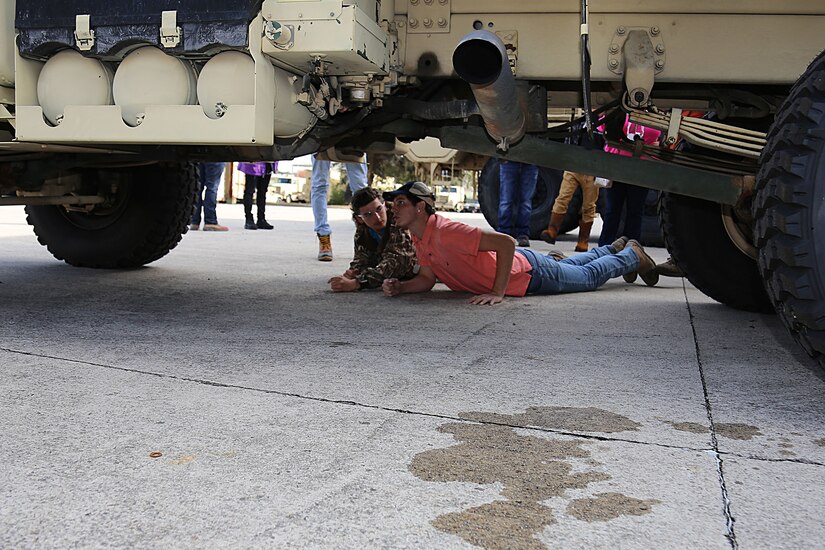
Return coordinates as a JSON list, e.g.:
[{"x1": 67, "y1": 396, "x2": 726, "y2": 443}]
[{"x1": 1, "y1": 1, "x2": 823, "y2": 364}]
